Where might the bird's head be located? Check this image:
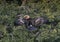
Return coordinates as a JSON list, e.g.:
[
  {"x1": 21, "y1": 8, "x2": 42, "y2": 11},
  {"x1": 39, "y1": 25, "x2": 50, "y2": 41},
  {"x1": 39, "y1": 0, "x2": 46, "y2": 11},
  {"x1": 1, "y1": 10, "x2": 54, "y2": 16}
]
[{"x1": 24, "y1": 15, "x2": 30, "y2": 20}]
